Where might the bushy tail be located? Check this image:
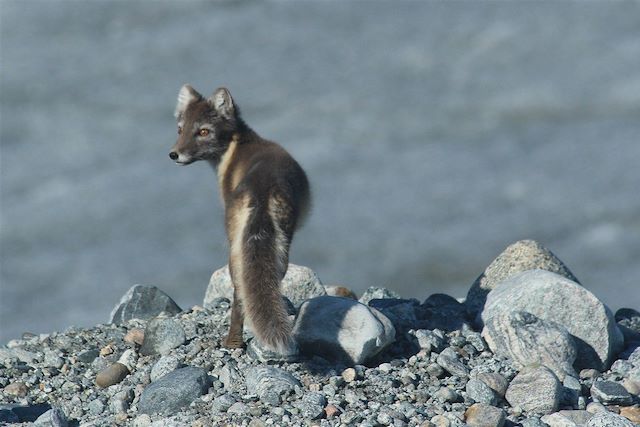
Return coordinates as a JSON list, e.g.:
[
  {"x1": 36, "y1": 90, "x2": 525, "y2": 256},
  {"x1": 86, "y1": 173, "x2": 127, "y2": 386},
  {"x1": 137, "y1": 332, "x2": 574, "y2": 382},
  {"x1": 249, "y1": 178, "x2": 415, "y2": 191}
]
[{"x1": 237, "y1": 201, "x2": 292, "y2": 353}]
